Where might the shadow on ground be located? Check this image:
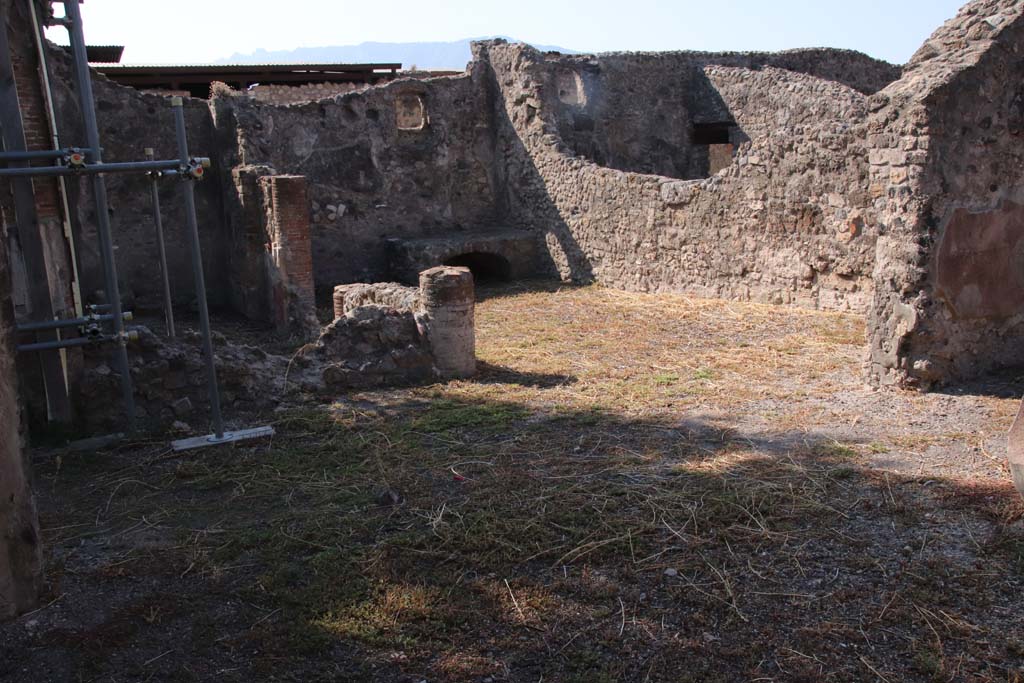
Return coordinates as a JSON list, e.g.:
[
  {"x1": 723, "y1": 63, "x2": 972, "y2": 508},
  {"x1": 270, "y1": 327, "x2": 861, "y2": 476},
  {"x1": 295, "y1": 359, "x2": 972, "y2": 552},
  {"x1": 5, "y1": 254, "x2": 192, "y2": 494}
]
[{"x1": 3, "y1": 390, "x2": 1023, "y2": 683}]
